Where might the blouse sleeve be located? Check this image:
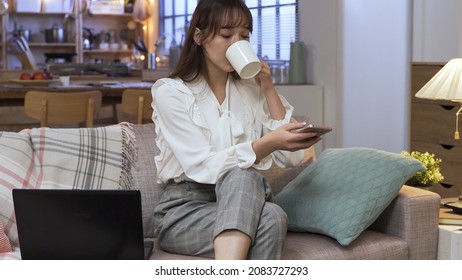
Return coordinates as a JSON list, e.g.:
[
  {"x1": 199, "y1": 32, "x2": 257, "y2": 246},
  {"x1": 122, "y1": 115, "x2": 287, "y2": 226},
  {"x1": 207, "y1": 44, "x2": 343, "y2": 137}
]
[
  {"x1": 260, "y1": 94, "x2": 306, "y2": 168},
  {"x1": 153, "y1": 82, "x2": 258, "y2": 184}
]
